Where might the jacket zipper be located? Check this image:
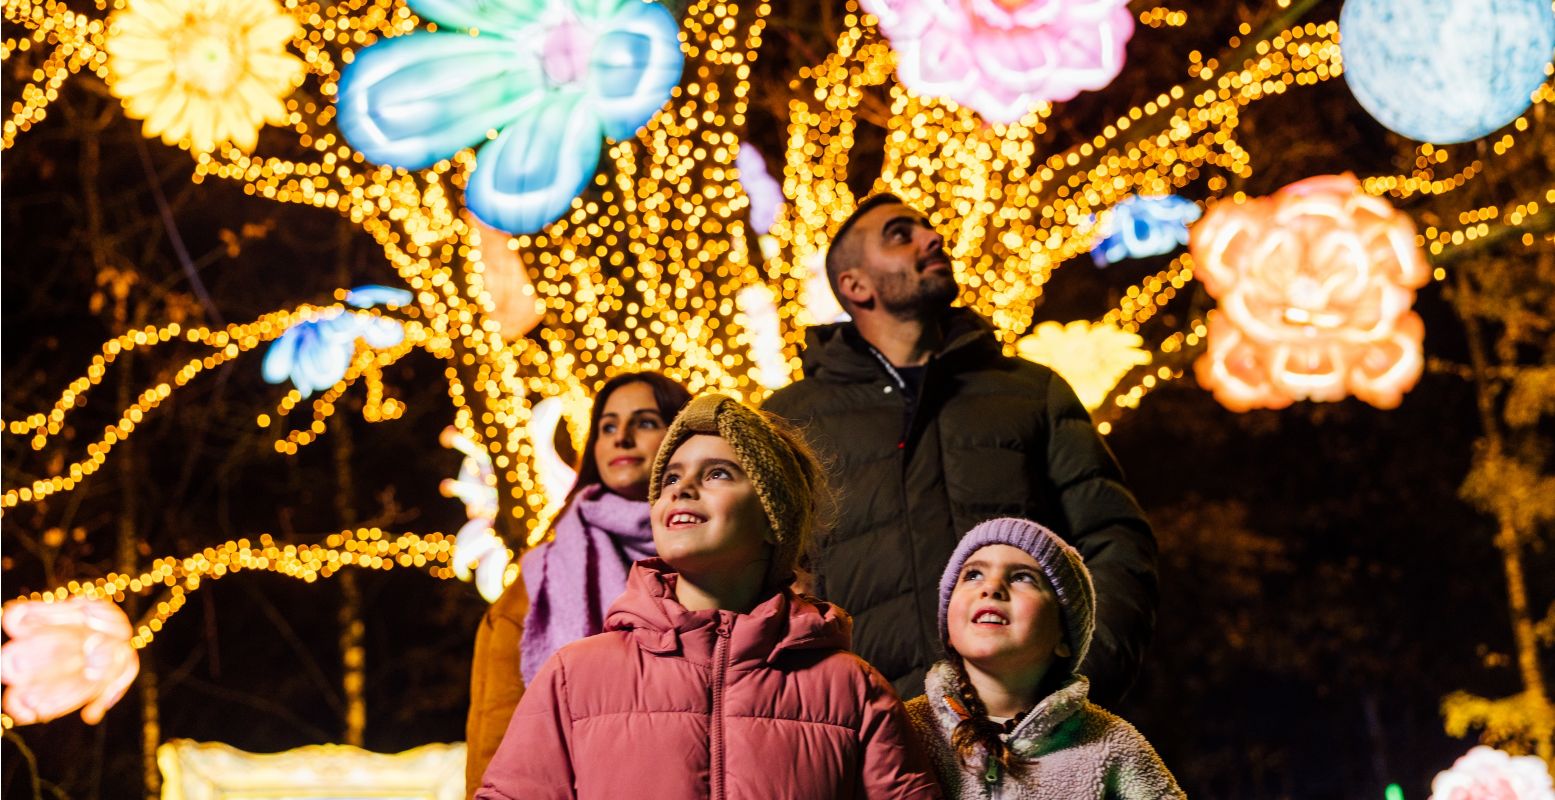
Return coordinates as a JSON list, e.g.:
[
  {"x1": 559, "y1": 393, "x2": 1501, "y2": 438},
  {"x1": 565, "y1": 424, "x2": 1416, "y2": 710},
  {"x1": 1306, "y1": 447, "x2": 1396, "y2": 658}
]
[
  {"x1": 709, "y1": 611, "x2": 732, "y2": 800},
  {"x1": 863, "y1": 345, "x2": 916, "y2": 449}
]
